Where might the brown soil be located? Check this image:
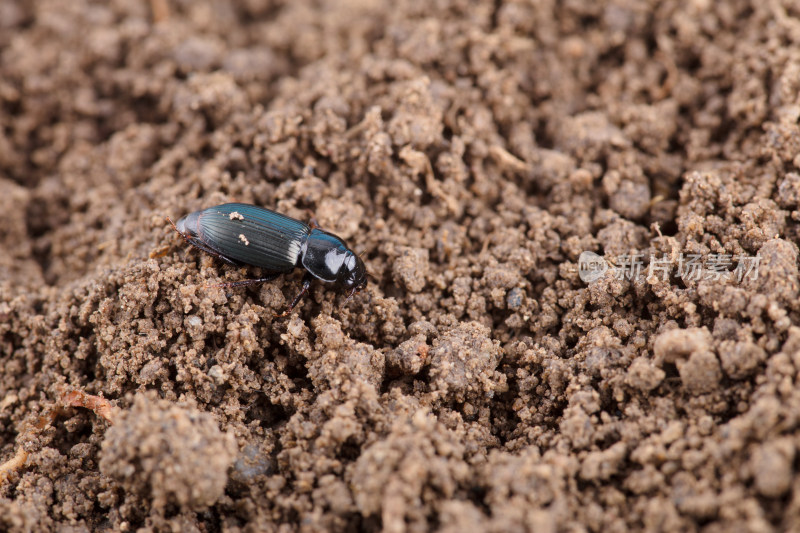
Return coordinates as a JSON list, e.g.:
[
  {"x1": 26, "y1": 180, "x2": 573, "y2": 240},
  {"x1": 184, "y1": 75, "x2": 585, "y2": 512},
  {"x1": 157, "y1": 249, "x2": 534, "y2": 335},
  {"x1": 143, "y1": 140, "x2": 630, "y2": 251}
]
[{"x1": 2, "y1": 1, "x2": 800, "y2": 531}]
